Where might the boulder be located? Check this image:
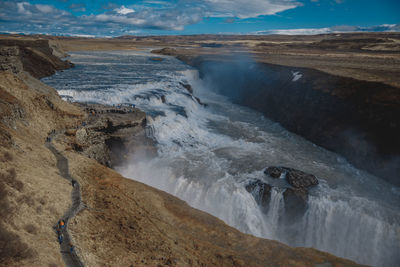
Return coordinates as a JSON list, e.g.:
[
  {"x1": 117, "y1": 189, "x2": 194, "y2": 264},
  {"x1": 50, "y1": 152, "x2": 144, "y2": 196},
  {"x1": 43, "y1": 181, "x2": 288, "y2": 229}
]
[
  {"x1": 264, "y1": 166, "x2": 283, "y2": 178},
  {"x1": 75, "y1": 128, "x2": 88, "y2": 145},
  {"x1": 286, "y1": 169, "x2": 318, "y2": 188},
  {"x1": 180, "y1": 82, "x2": 193, "y2": 94},
  {"x1": 71, "y1": 103, "x2": 153, "y2": 167},
  {"x1": 264, "y1": 166, "x2": 319, "y2": 188},
  {"x1": 264, "y1": 166, "x2": 319, "y2": 220},
  {"x1": 245, "y1": 179, "x2": 272, "y2": 208}
]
